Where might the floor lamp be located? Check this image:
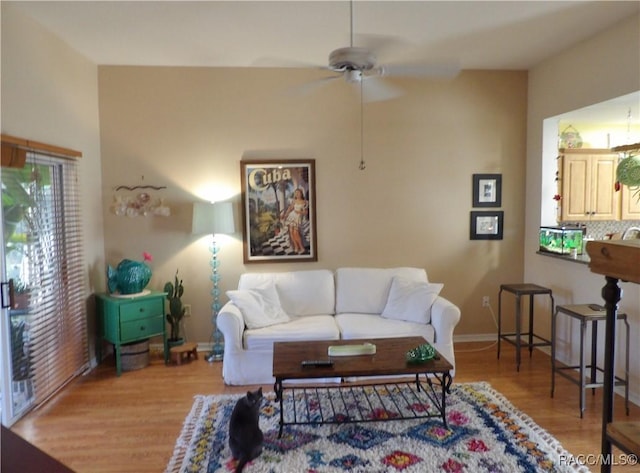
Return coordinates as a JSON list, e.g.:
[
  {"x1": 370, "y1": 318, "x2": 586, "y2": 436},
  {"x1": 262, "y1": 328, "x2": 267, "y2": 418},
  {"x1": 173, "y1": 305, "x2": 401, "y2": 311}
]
[{"x1": 192, "y1": 201, "x2": 235, "y2": 362}]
